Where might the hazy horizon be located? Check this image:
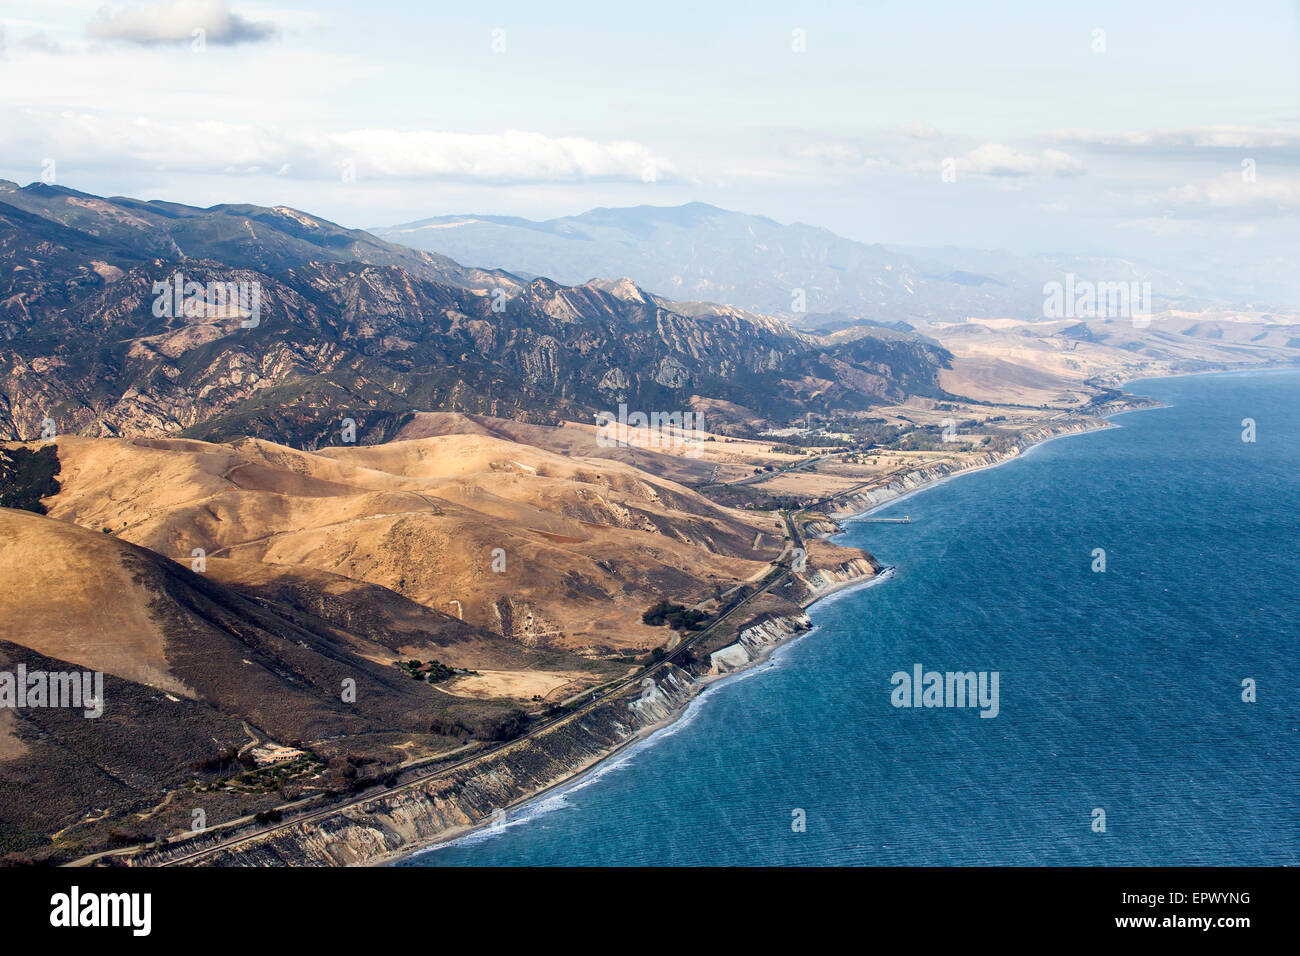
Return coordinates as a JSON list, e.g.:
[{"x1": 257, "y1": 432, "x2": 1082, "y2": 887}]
[{"x1": 2, "y1": 0, "x2": 1298, "y2": 276}]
